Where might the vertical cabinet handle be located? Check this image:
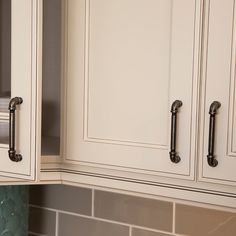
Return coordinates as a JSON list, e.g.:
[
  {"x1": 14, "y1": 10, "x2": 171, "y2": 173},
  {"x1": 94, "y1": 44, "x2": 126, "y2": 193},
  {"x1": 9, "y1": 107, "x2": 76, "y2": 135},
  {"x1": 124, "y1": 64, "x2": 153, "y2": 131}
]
[
  {"x1": 8, "y1": 97, "x2": 23, "y2": 162},
  {"x1": 169, "y1": 100, "x2": 183, "y2": 163},
  {"x1": 207, "y1": 101, "x2": 221, "y2": 167}
]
